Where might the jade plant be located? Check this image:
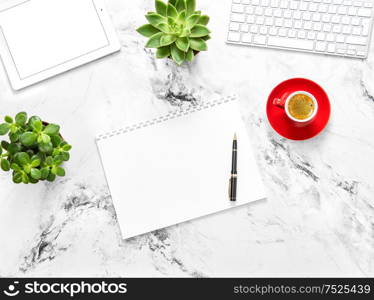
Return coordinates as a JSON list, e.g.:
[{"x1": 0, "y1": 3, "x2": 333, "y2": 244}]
[
  {"x1": 137, "y1": 0, "x2": 211, "y2": 65},
  {"x1": 0, "y1": 112, "x2": 72, "y2": 184}
]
